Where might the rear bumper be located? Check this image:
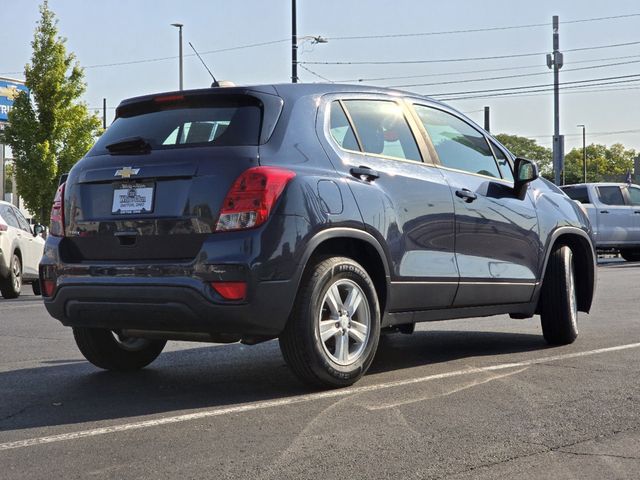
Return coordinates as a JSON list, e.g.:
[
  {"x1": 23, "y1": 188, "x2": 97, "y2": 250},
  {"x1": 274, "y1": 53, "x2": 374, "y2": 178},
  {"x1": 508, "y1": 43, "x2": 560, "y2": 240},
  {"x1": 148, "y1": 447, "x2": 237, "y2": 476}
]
[{"x1": 43, "y1": 280, "x2": 295, "y2": 337}]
